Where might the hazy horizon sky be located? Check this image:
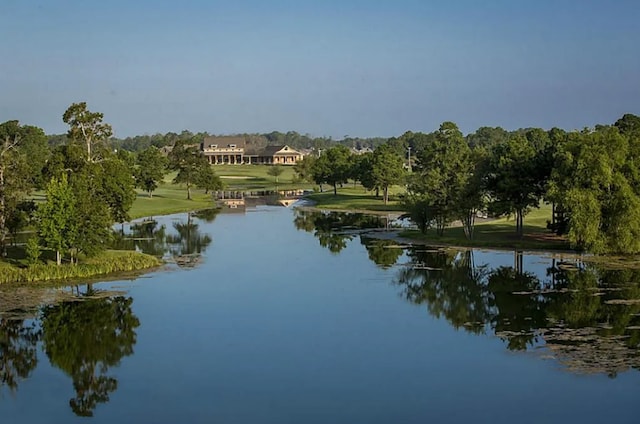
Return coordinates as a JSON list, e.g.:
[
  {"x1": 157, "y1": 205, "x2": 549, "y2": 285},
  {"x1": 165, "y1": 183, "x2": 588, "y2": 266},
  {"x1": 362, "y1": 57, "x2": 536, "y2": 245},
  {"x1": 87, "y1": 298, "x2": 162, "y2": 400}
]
[{"x1": 1, "y1": 0, "x2": 639, "y2": 138}]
